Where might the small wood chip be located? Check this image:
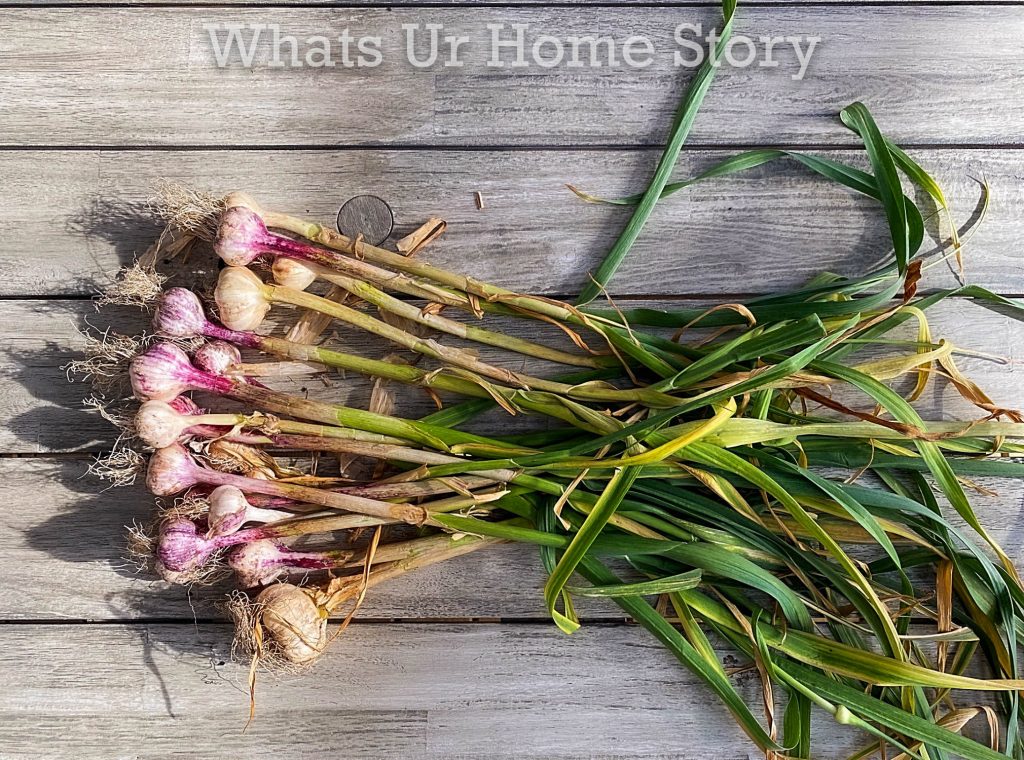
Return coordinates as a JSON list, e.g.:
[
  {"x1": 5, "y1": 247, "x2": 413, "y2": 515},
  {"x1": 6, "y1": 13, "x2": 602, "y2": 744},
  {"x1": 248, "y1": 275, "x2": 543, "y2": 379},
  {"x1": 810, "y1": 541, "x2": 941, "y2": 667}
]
[
  {"x1": 395, "y1": 217, "x2": 447, "y2": 256},
  {"x1": 474, "y1": 191, "x2": 485, "y2": 210}
]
